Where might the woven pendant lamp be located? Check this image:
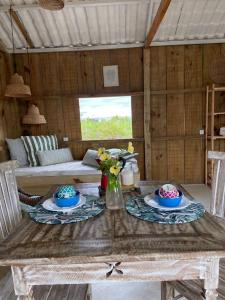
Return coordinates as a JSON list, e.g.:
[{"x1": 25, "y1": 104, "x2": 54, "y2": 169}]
[
  {"x1": 5, "y1": 7, "x2": 31, "y2": 98},
  {"x1": 22, "y1": 104, "x2": 47, "y2": 125},
  {"x1": 39, "y1": 0, "x2": 64, "y2": 10},
  {"x1": 5, "y1": 73, "x2": 31, "y2": 98}
]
